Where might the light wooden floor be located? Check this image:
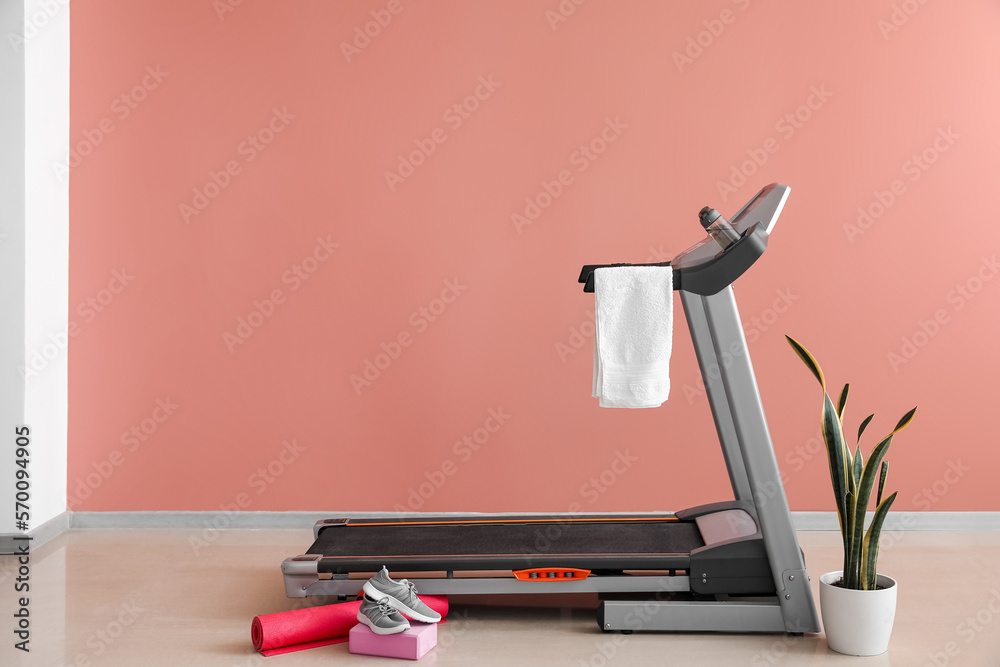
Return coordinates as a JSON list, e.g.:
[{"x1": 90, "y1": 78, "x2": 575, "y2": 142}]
[{"x1": 3, "y1": 529, "x2": 999, "y2": 666}]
